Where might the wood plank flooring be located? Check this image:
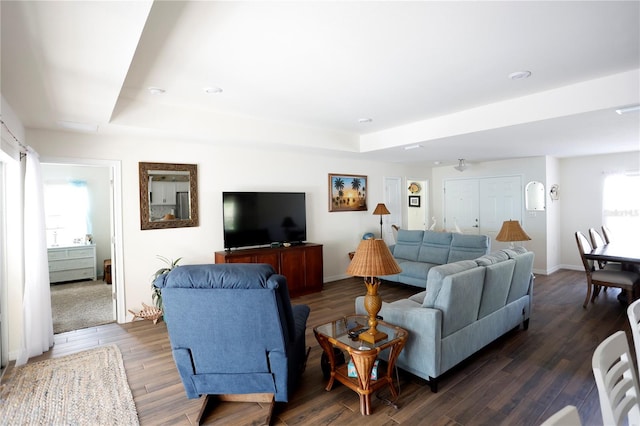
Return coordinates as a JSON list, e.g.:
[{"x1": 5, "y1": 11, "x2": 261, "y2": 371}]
[{"x1": 7, "y1": 269, "x2": 634, "y2": 425}]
